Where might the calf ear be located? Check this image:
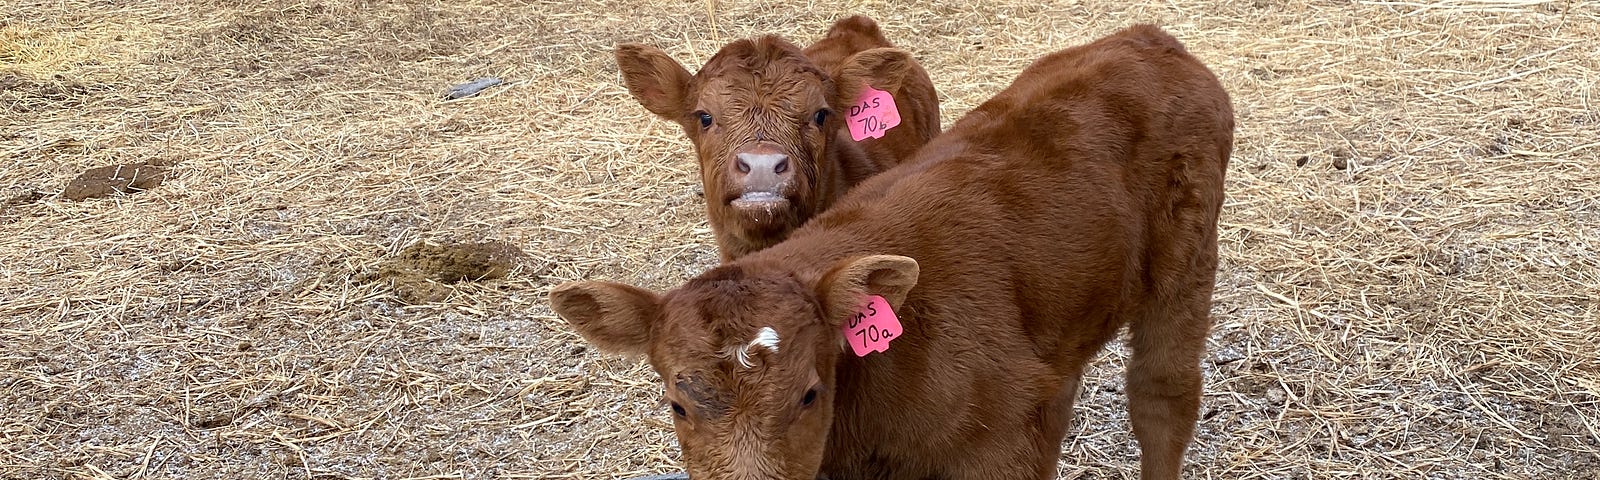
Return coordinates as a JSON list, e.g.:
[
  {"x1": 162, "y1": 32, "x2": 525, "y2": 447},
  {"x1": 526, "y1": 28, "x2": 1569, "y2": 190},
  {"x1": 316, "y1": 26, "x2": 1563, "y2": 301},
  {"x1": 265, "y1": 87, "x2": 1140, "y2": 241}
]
[
  {"x1": 821, "y1": 15, "x2": 886, "y2": 44},
  {"x1": 549, "y1": 281, "x2": 662, "y2": 355},
  {"x1": 816, "y1": 255, "x2": 920, "y2": 325},
  {"x1": 832, "y1": 48, "x2": 915, "y2": 108},
  {"x1": 615, "y1": 44, "x2": 694, "y2": 119}
]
